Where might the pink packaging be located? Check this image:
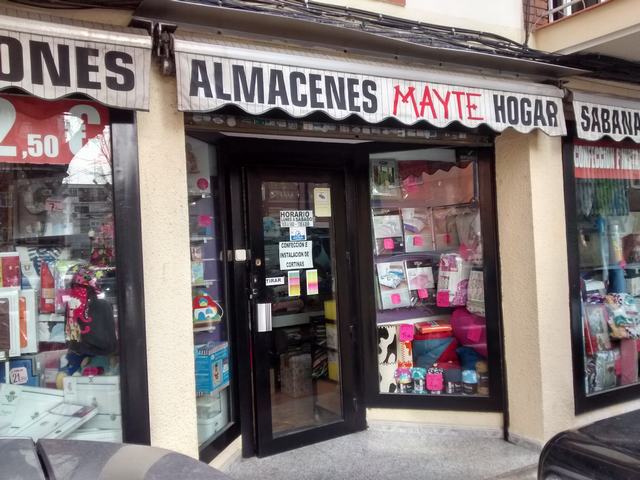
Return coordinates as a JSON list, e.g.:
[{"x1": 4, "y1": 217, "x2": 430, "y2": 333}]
[
  {"x1": 399, "y1": 324, "x2": 415, "y2": 342},
  {"x1": 436, "y1": 254, "x2": 471, "y2": 307},
  {"x1": 620, "y1": 338, "x2": 639, "y2": 385},
  {"x1": 451, "y1": 307, "x2": 487, "y2": 358}
]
